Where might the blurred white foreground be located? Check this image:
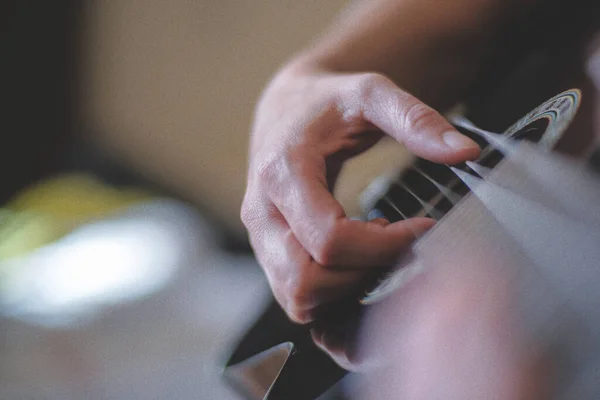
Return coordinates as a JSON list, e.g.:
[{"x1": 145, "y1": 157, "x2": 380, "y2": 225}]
[{"x1": 0, "y1": 200, "x2": 268, "y2": 399}]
